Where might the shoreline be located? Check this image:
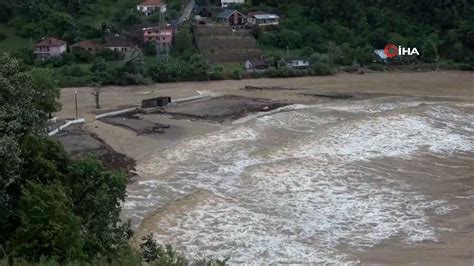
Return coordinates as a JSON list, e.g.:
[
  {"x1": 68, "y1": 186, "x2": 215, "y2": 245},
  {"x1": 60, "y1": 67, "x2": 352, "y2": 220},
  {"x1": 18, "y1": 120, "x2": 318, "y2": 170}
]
[{"x1": 54, "y1": 71, "x2": 474, "y2": 264}]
